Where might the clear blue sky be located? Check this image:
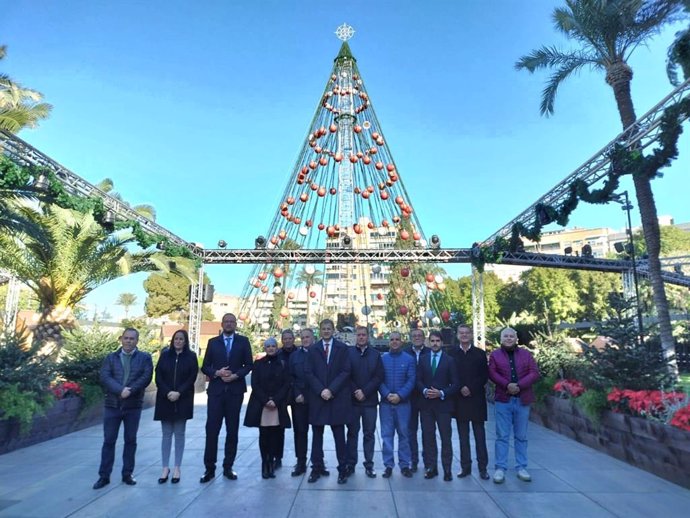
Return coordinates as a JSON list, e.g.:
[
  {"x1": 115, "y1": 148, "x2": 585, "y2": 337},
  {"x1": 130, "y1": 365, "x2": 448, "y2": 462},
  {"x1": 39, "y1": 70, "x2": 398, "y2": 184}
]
[{"x1": 2, "y1": 1, "x2": 688, "y2": 319}]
